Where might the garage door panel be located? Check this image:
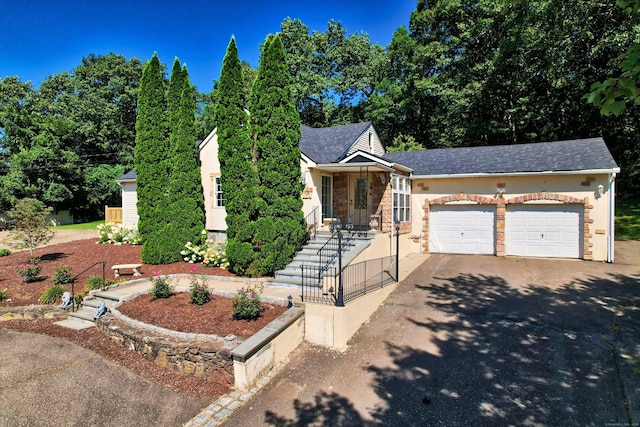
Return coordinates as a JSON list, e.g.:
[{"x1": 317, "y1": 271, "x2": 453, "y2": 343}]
[
  {"x1": 429, "y1": 205, "x2": 496, "y2": 255},
  {"x1": 506, "y1": 205, "x2": 582, "y2": 259}
]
